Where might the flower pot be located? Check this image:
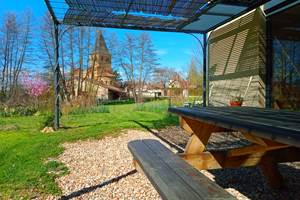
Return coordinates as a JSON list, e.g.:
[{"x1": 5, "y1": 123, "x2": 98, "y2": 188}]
[{"x1": 230, "y1": 101, "x2": 243, "y2": 107}]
